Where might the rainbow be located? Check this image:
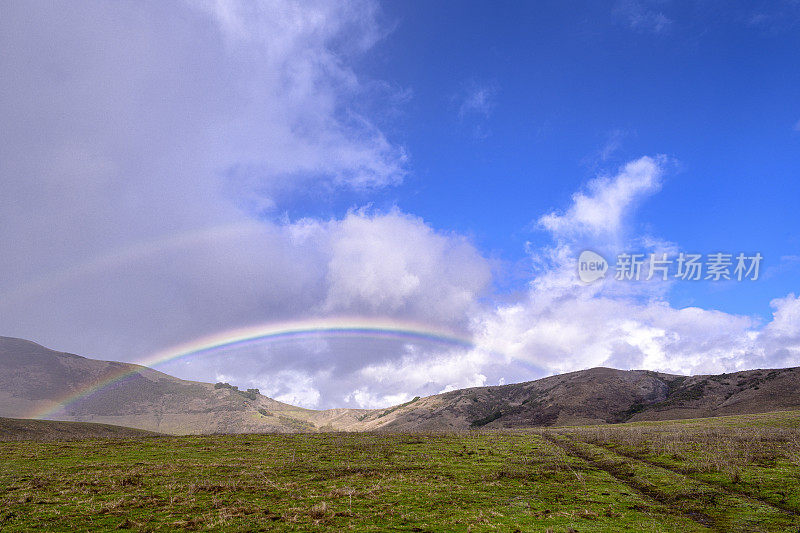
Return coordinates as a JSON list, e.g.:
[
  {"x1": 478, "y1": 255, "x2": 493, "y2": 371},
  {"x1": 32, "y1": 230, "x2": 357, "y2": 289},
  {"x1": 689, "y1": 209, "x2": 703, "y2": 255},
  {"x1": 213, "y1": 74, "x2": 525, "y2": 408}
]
[
  {"x1": 2, "y1": 222, "x2": 262, "y2": 309},
  {"x1": 29, "y1": 317, "x2": 476, "y2": 420}
]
